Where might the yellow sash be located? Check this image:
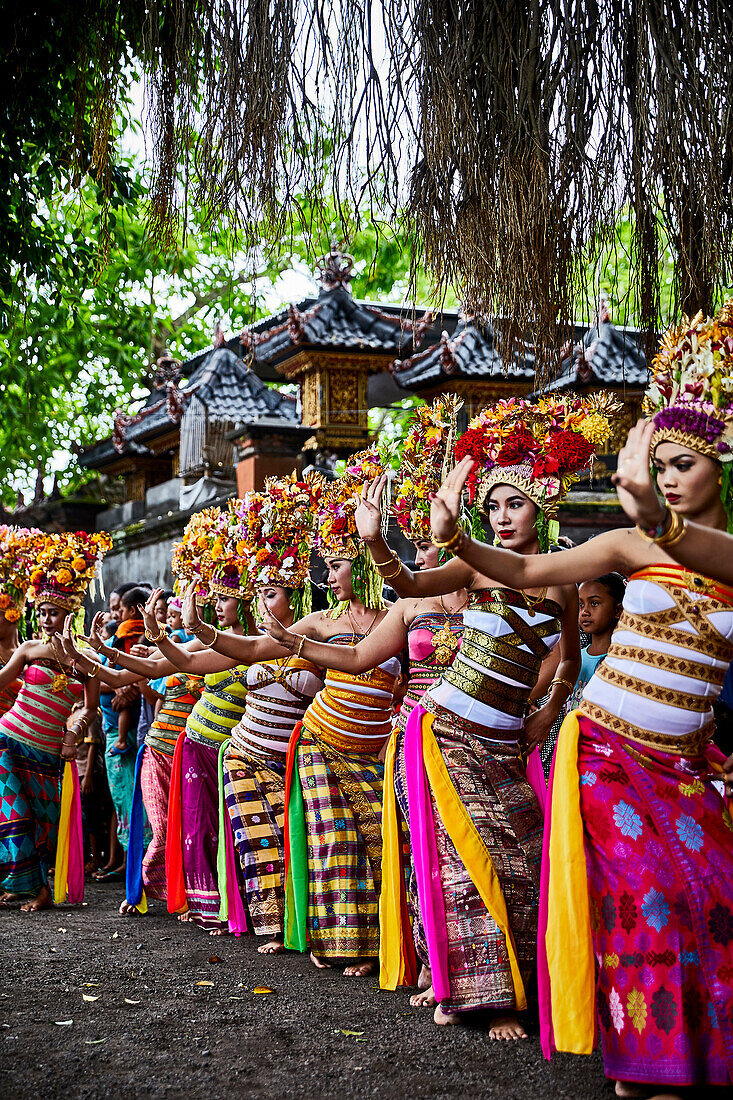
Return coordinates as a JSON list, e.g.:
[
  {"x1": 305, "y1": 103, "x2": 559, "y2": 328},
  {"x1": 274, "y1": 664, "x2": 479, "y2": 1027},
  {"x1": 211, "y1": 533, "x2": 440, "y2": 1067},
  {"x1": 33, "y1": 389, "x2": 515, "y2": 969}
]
[
  {"x1": 544, "y1": 710, "x2": 595, "y2": 1052},
  {"x1": 378, "y1": 730, "x2": 409, "y2": 989}
]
